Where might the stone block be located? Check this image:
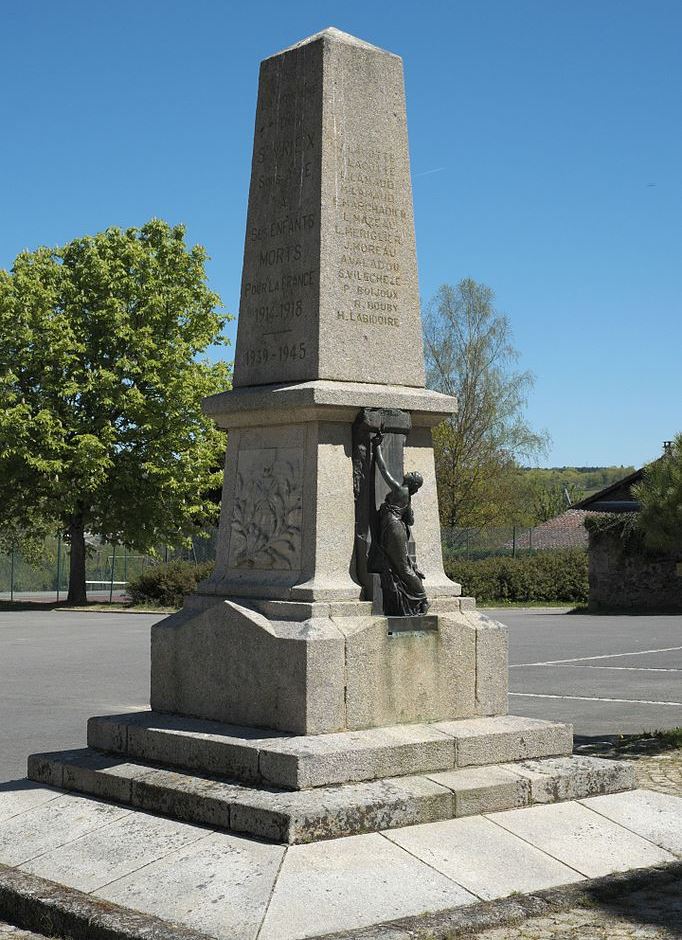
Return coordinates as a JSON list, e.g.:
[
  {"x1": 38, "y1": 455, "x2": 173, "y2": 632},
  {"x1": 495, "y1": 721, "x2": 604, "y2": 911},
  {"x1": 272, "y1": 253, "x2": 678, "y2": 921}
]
[
  {"x1": 403, "y1": 426, "x2": 461, "y2": 599},
  {"x1": 230, "y1": 774, "x2": 454, "y2": 844},
  {"x1": 26, "y1": 752, "x2": 65, "y2": 789},
  {"x1": 151, "y1": 600, "x2": 346, "y2": 733},
  {"x1": 433, "y1": 716, "x2": 573, "y2": 767},
  {"x1": 257, "y1": 724, "x2": 455, "y2": 789},
  {"x1": 470, "y1": 611, "x2": 509, "y2": 716},
  {"x1": 231, "y1": 29, "x2": 425, "y2": 391},
  {"x1": 22, "y1": 810, "x2": 208, "y2": 895},
  {"x1": 0, "y1": 790, "x2": 130, "y2": 867},
  {"x1": 260, "y1": 830, "x2": 475, "y2": 940},
  {"x1": 59, "y1": 750, "x2": 150, "y2": 804},
  {"x1": 95, "y1": 830, "x2": 285, "y2": 940},
  {"x1": 127, "y1": 723, "x2": 261, "y2": 784},
  {"x1": 0, "y1": 781, "x2": 61, "y2": 824},
  {"x1": 504, "y1": 756, "x2": 635, "y2": 803},
  {"x1": 131, "y1": 769, "x2": 235, "y2": 830},
  {"x1": 427, "y1": 765, "x2": 530, "y2": 817},
  {"x1": 337, "y1": 613, "x2": 478, "y2": 730},
  {"x1": 86, "y1": 714, "x2": 130, "y2": 754}
]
